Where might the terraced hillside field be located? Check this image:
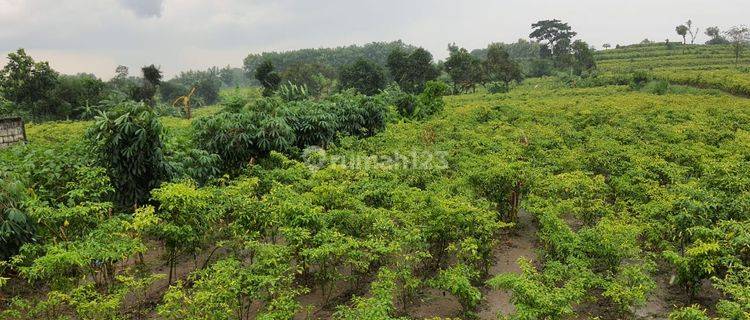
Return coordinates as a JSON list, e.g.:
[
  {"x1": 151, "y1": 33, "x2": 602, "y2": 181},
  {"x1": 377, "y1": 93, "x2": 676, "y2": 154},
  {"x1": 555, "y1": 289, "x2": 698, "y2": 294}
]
[{"x1": 596, "y1": 43, "x2": 750, "y2": 96}]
